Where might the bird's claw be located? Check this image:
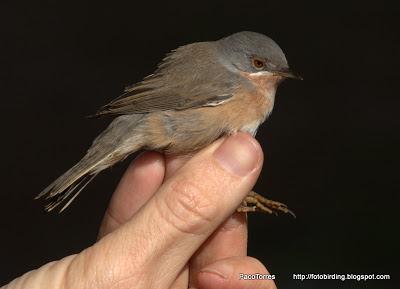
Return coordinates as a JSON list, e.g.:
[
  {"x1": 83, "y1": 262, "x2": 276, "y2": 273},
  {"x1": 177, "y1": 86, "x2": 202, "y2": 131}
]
[{"x1": 237, "y1": 191, "x2": 296, "y2": 218}]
